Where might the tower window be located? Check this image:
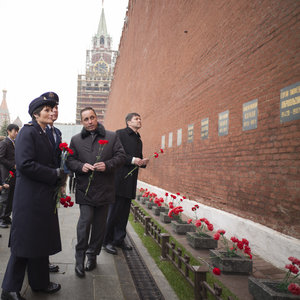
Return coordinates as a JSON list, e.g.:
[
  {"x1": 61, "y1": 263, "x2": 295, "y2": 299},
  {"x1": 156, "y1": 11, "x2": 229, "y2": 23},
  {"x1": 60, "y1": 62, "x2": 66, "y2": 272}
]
[{"x1": 100, "y1": 36, "x2": 104, "y2": 45}]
